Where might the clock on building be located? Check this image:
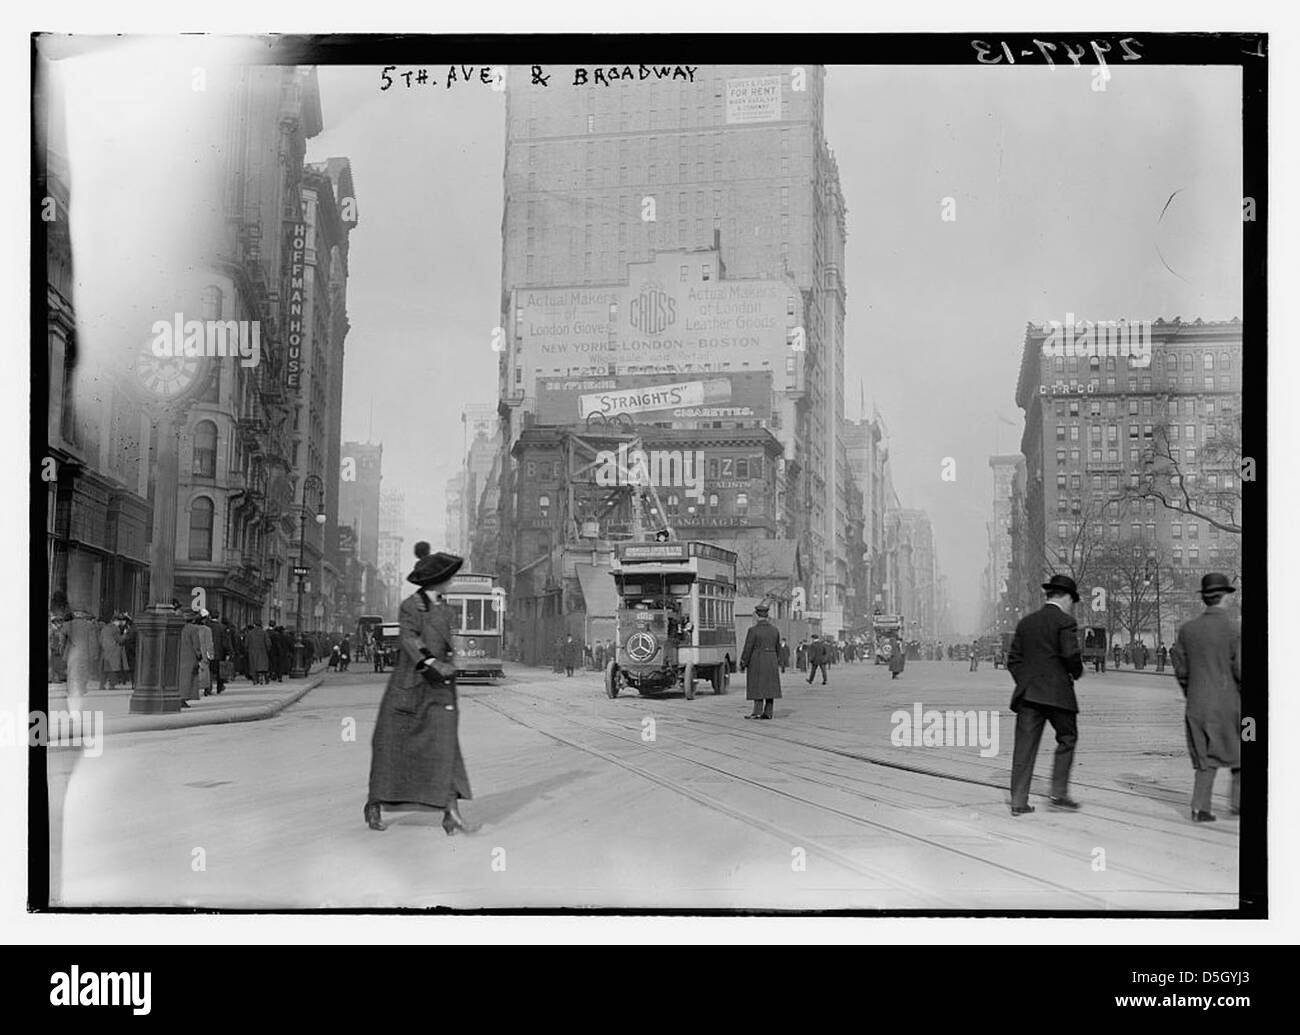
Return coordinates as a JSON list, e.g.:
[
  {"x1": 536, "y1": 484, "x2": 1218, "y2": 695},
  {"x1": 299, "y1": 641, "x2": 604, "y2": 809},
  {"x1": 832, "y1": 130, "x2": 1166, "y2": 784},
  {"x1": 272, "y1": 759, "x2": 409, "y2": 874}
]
[{"x1": 130, "y1": 345, "x2": 211, "y2": 404}]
